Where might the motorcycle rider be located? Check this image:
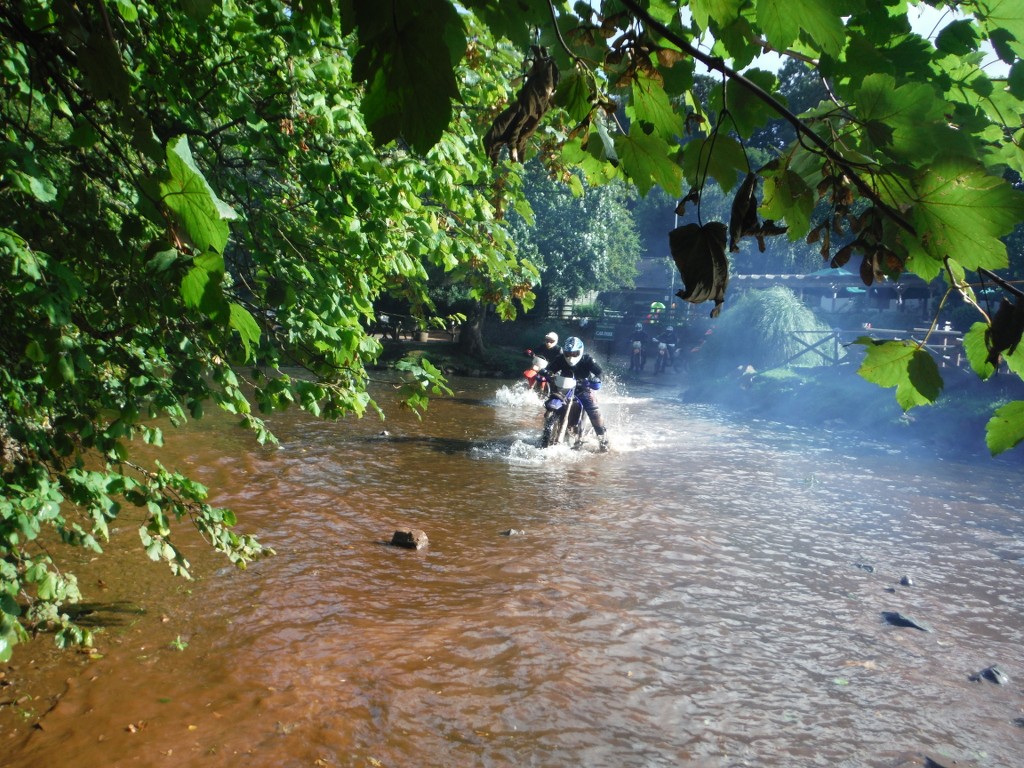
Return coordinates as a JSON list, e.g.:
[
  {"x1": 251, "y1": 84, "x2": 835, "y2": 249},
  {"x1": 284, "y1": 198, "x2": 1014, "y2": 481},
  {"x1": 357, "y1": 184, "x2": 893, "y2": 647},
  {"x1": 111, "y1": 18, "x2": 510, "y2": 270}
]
[
  {"x1": 526, "y1": 331, "x2": 561, "y2": 365},
  {"x1": 544, "y1": 336, "x2": 610, "y2": 452},
  {"x1": 653, "y1": 325, "x2": 680, "y2": 373},
  {"x1": 628, "y1": 322, "x2": 650, "y2": 372}
]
